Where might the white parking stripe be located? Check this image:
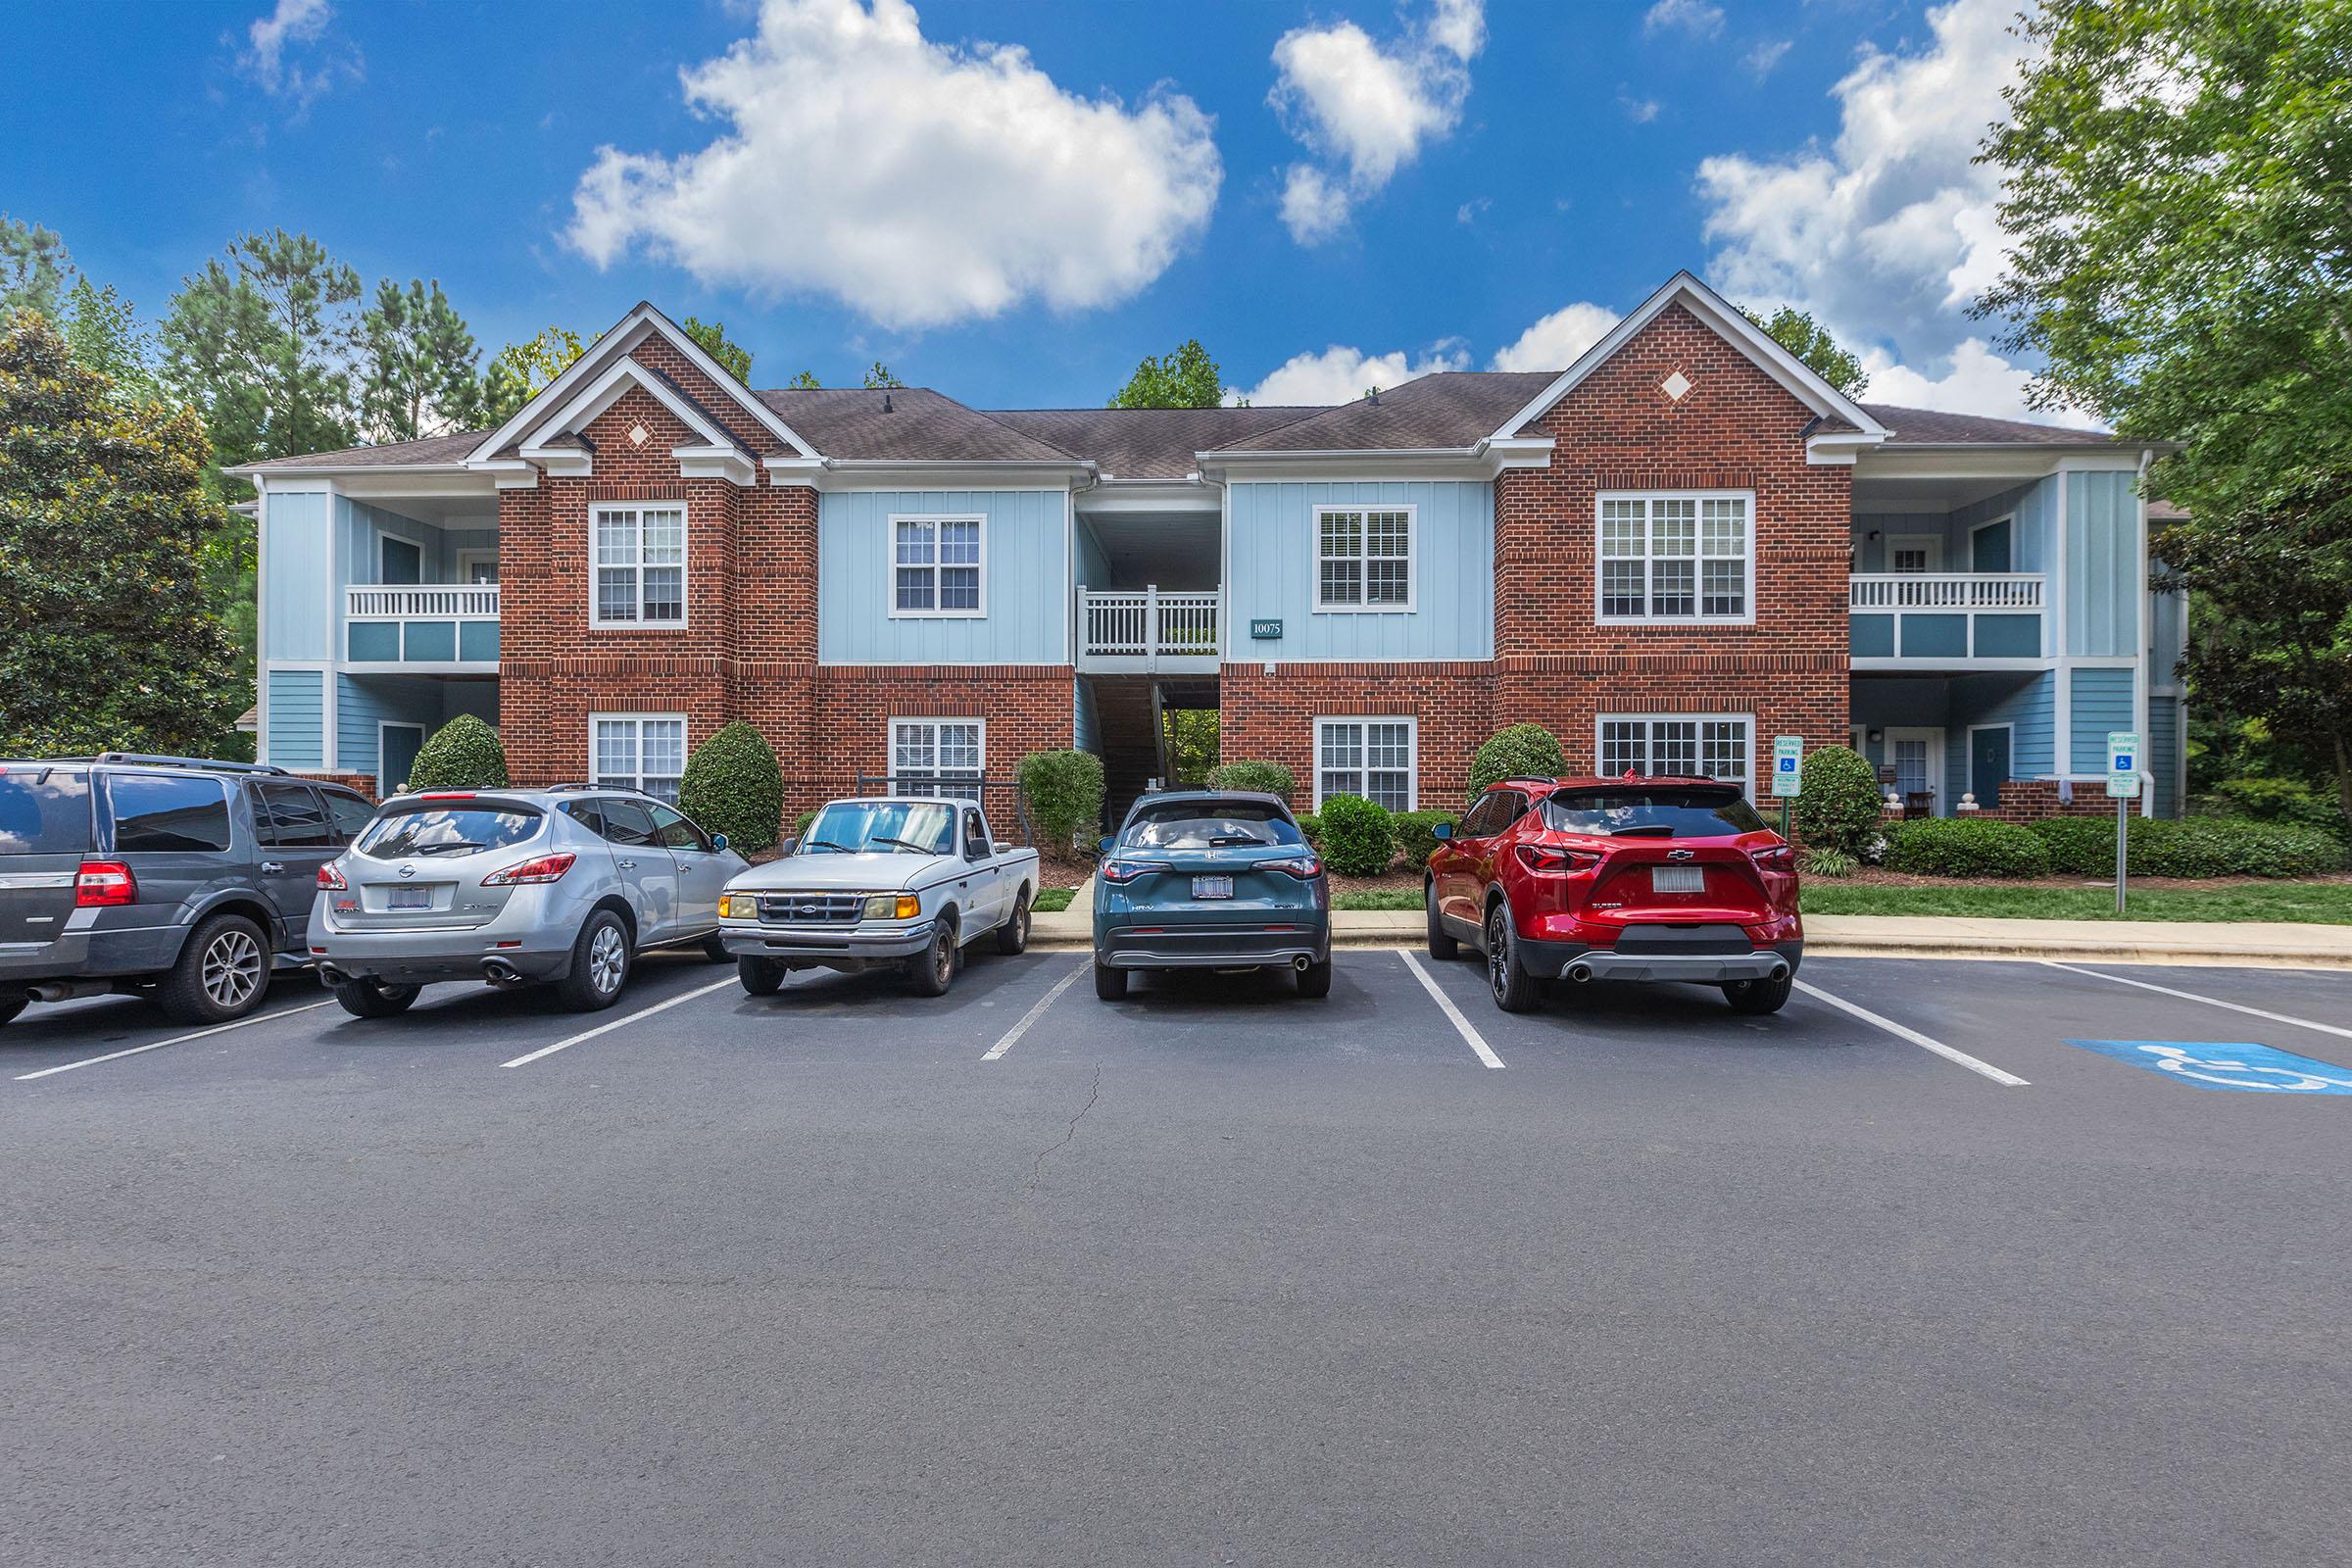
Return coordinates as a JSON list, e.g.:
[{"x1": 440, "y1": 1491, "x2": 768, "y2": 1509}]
[
  {"x1": 1792, "y1": 979, "x2": 2029, "y2": 1087},
  {"x1": 1399, "y1": 952, "x2": 1506, "y2": 1069},
  {"x1": 14, "y1": 1000, "x2": 339, "y2": 1081},
  {"x1": 2043, "y1": 960, "x2": 2352, "y2": 1042},
  {"x1": 981, "y1": 959, "x2": 1086, "y2": 1061},
  {"x1": 499, "y1": 978, "x2": 739, "y2": 1068}
]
